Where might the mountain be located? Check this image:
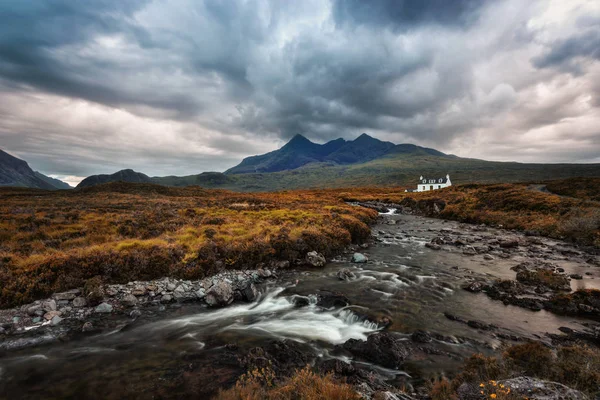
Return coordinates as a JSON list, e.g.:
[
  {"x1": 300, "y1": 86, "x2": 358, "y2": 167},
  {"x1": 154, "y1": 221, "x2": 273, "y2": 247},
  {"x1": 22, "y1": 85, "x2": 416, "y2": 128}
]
[
  {"x1": 76, "y1": 169, "x2": 152, "y2": 188},
  {"x1": 225, "y1": 134, "x2": 347, "y2": 174},
  {"x1": 325, "y1": 133, "x2": 395, "y2": 164},
  {"x1": 226, "y1": 133, "x2": 416, "y2": 174},
  {"x1": 0, "y1": 149, "x2": 70, "y2": 190},
  {"x1": 34, "y1": 171, "x2": 72, "y2": 189}
]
